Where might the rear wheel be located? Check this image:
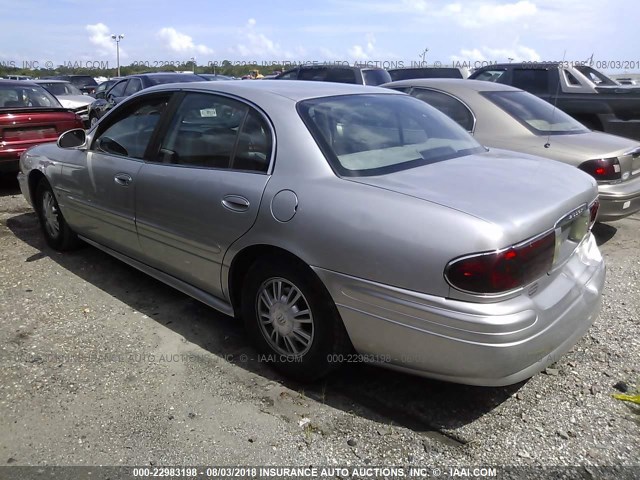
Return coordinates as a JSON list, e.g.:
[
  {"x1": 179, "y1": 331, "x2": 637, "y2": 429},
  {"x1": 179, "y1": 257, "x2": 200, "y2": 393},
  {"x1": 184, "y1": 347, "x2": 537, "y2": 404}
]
[
  {"x1": 241, "y1": 257, "x2": 350, "y2": 382},
  {"x1": 35, "y1": 178, "x2": 81, "y2": 251}
]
